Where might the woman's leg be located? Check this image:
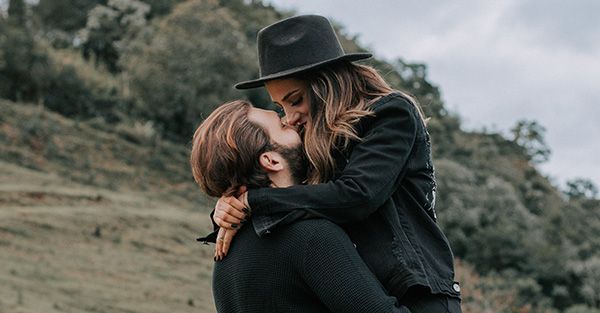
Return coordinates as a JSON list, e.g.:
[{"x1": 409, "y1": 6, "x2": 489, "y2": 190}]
[{"x1": 399, "y1": 286, "x2": 462, "y2": 313}]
